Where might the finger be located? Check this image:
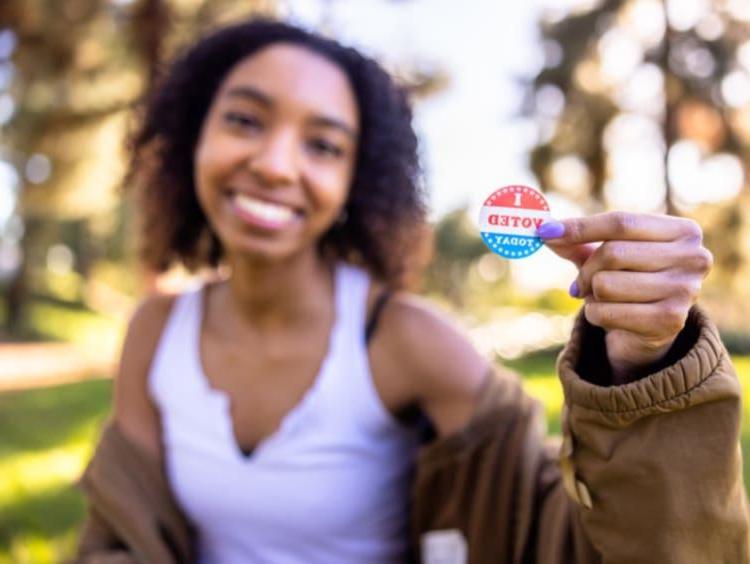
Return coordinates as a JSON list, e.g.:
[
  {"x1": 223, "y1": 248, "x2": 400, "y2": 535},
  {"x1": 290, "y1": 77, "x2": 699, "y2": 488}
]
[
  {"x1": 576, "y1": 240, "x2": 713, "y2": 278},
  {"x1": 584, "y1": 300, "x2": 688, "y2": 339},
  {"x1": 573, "y1": 240, "x2": 713, "y2": 298},
  {"x1": 576, "y1": 270, "x2": 700, "y2": 304},
  {"x1": 543, "y1": 240, "x2": 598, "y2": 268},
  {"x1": 537, "y1": 212, "x2": 702, "y2": 245}
]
